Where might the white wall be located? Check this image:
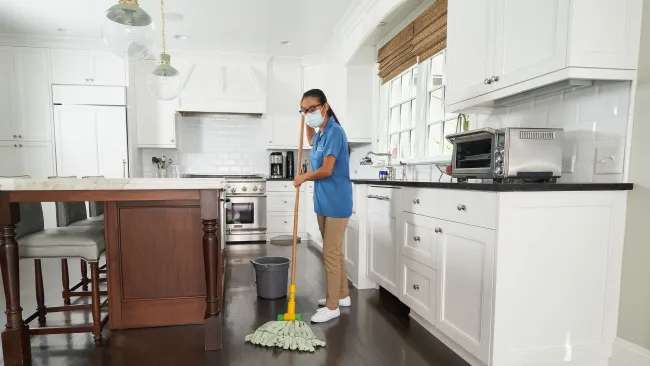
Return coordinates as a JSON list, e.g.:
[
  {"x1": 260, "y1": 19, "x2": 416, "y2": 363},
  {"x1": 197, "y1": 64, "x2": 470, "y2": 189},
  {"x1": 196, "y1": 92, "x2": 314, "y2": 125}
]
[{"x1": 618, "y1": 0, "x2": 650, "y2": 350}]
